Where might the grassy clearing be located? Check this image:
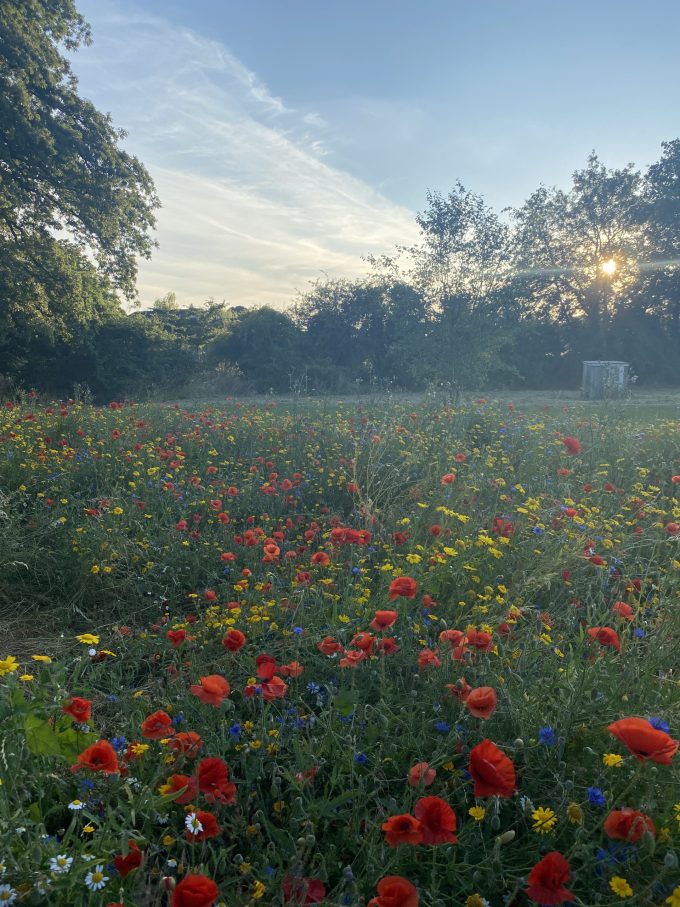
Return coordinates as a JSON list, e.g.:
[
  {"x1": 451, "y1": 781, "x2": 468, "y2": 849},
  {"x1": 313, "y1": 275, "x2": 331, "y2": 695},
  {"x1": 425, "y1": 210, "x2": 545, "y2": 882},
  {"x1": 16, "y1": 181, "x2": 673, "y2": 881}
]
[{"x1": 0, "y1": 395, "x2": 678, "y2": 906}]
